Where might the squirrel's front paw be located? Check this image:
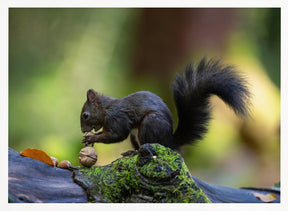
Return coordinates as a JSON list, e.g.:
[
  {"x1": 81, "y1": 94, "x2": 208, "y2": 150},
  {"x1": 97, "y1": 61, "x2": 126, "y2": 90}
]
[
  {"x1": 82, "y1": 138, "x2": 96, "y2": 147},
  {"x1": 82, "y1": 132, "x2": 97, "y2": 146},
  {"x1": 82, "y1": 136, "x2": 96, "y2": 143}
]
